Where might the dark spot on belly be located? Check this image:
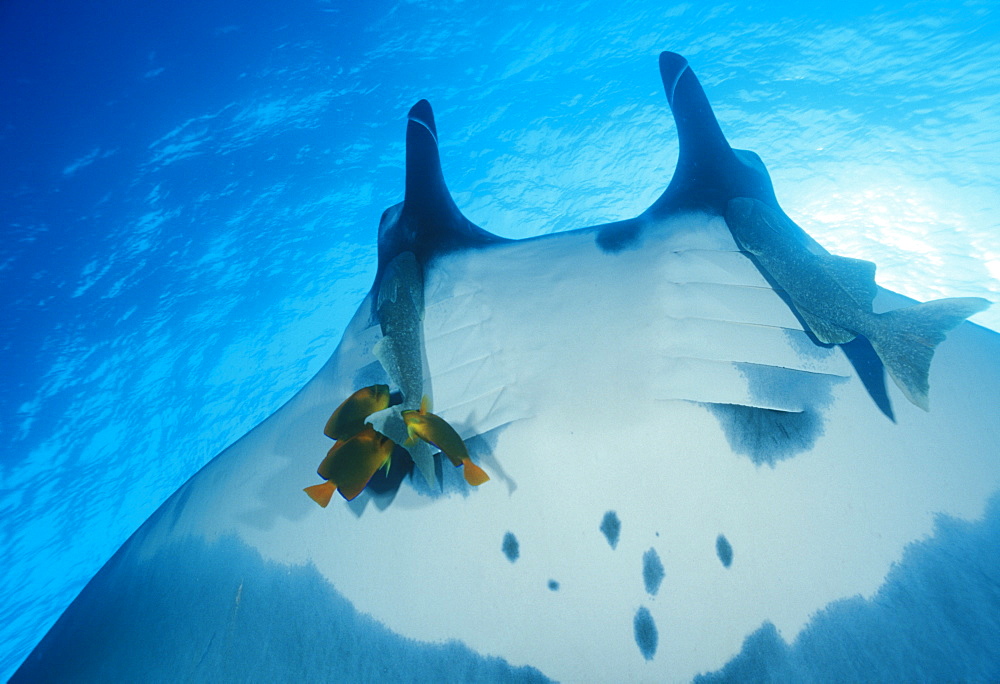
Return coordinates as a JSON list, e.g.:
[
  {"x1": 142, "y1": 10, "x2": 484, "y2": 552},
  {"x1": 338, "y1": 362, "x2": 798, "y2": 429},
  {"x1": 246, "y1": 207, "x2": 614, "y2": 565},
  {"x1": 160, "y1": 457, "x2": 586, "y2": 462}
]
[
  {"x1": 502, "y1": 532, "x2": 520, "y2": 562},
  {"x1": 633, "y1": 607, "x2": 658, "y2": 660},
  {"x1": 716, "y1": 534, "x2": 733, "y2": 568},
  {"x1": 600, "y1": 511, "x2": 621, "y2": 549},
  {"x1": 643, "y1": 548, "x2": 665, "y2": 595}
]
